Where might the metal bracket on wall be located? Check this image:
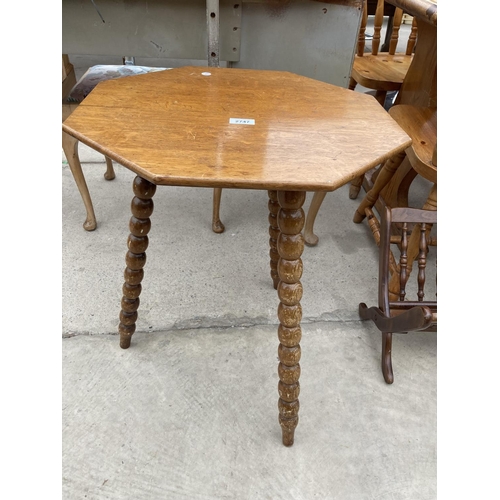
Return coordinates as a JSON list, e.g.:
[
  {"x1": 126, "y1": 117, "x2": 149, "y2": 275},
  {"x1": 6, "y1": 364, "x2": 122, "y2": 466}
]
[
  {"x1": 207, "y1": 0, "x2": 241, "y2": 66},
  {"x1": 207, "y1": 0, "x2": 220, "y2": 66},
  {"x1": 223, "y1": 1, "x2": 242, "y2": 64}
]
